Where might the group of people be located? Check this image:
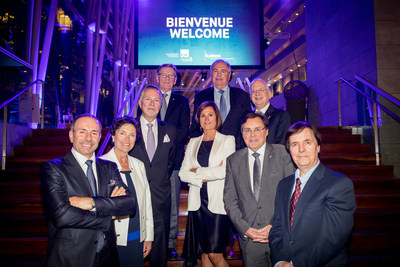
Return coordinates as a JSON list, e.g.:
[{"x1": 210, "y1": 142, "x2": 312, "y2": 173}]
[{"x1": 40, "y1": 59, "x2": 356, "y2": 267}]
